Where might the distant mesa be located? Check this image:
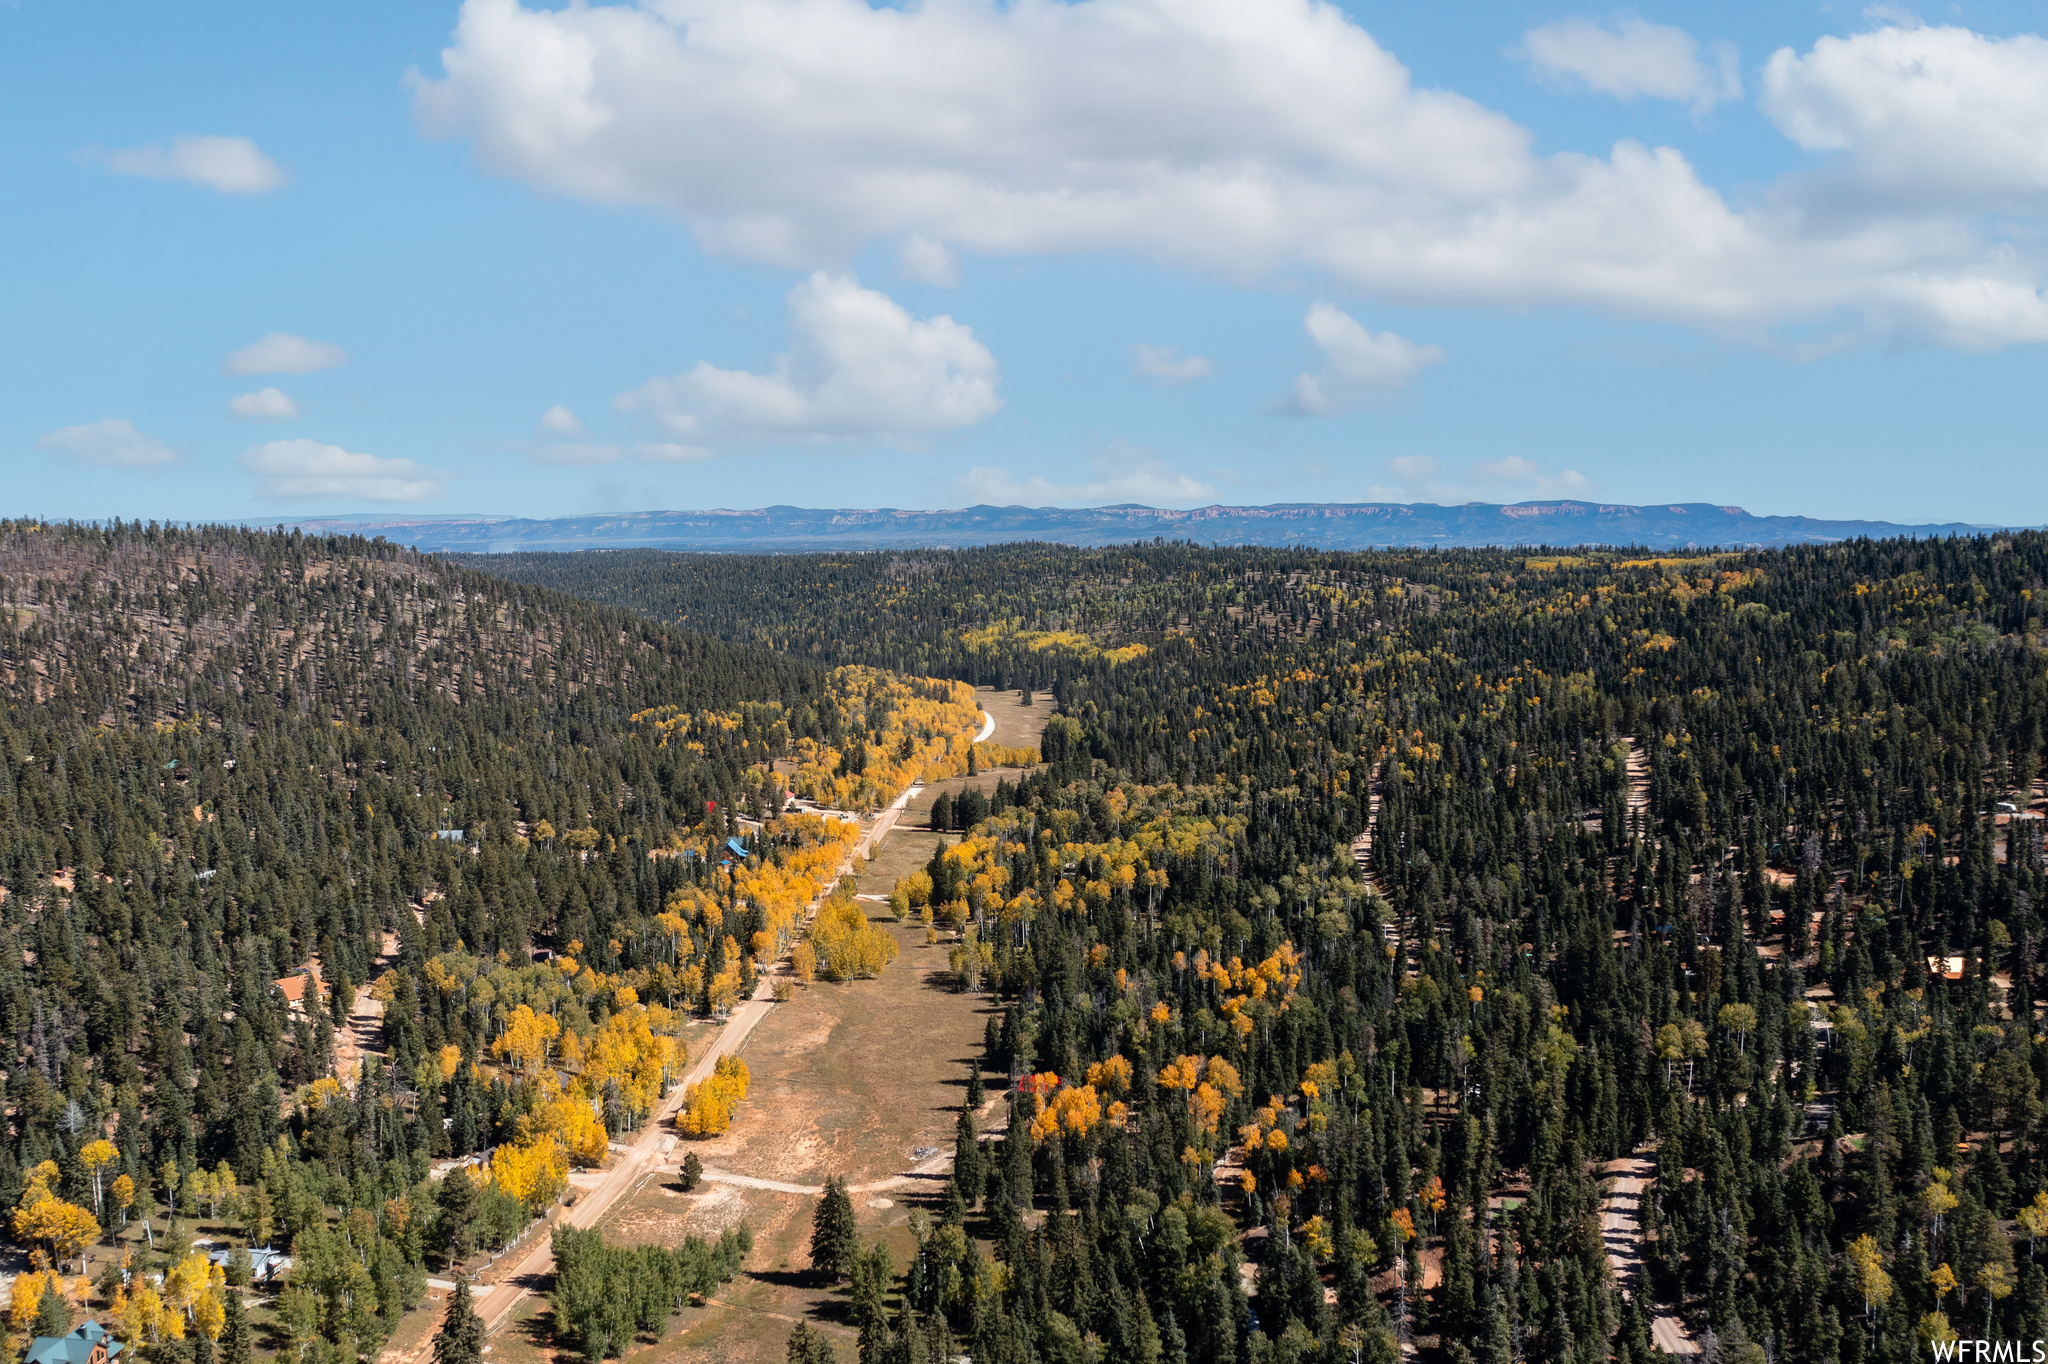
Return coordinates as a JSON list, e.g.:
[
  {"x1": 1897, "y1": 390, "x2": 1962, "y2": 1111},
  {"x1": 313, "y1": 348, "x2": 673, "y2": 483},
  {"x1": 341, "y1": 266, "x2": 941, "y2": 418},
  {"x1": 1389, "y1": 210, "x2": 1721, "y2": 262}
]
[{"x1": 273, "y1": 501, "x2": 2023, "y2": 554}]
